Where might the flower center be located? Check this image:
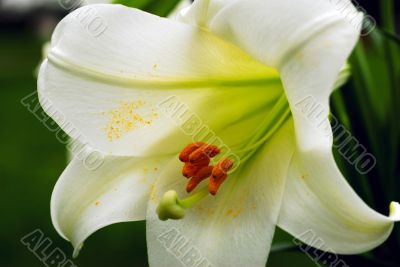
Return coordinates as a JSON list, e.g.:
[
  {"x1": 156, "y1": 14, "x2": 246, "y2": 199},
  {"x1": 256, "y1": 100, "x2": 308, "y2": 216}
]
[
  {"x1": 179, "y1": 142, "x2": 234, "y2": 195},
  {"x1": 156, "y1": 93, "x2": 291, "y2": 221}
]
